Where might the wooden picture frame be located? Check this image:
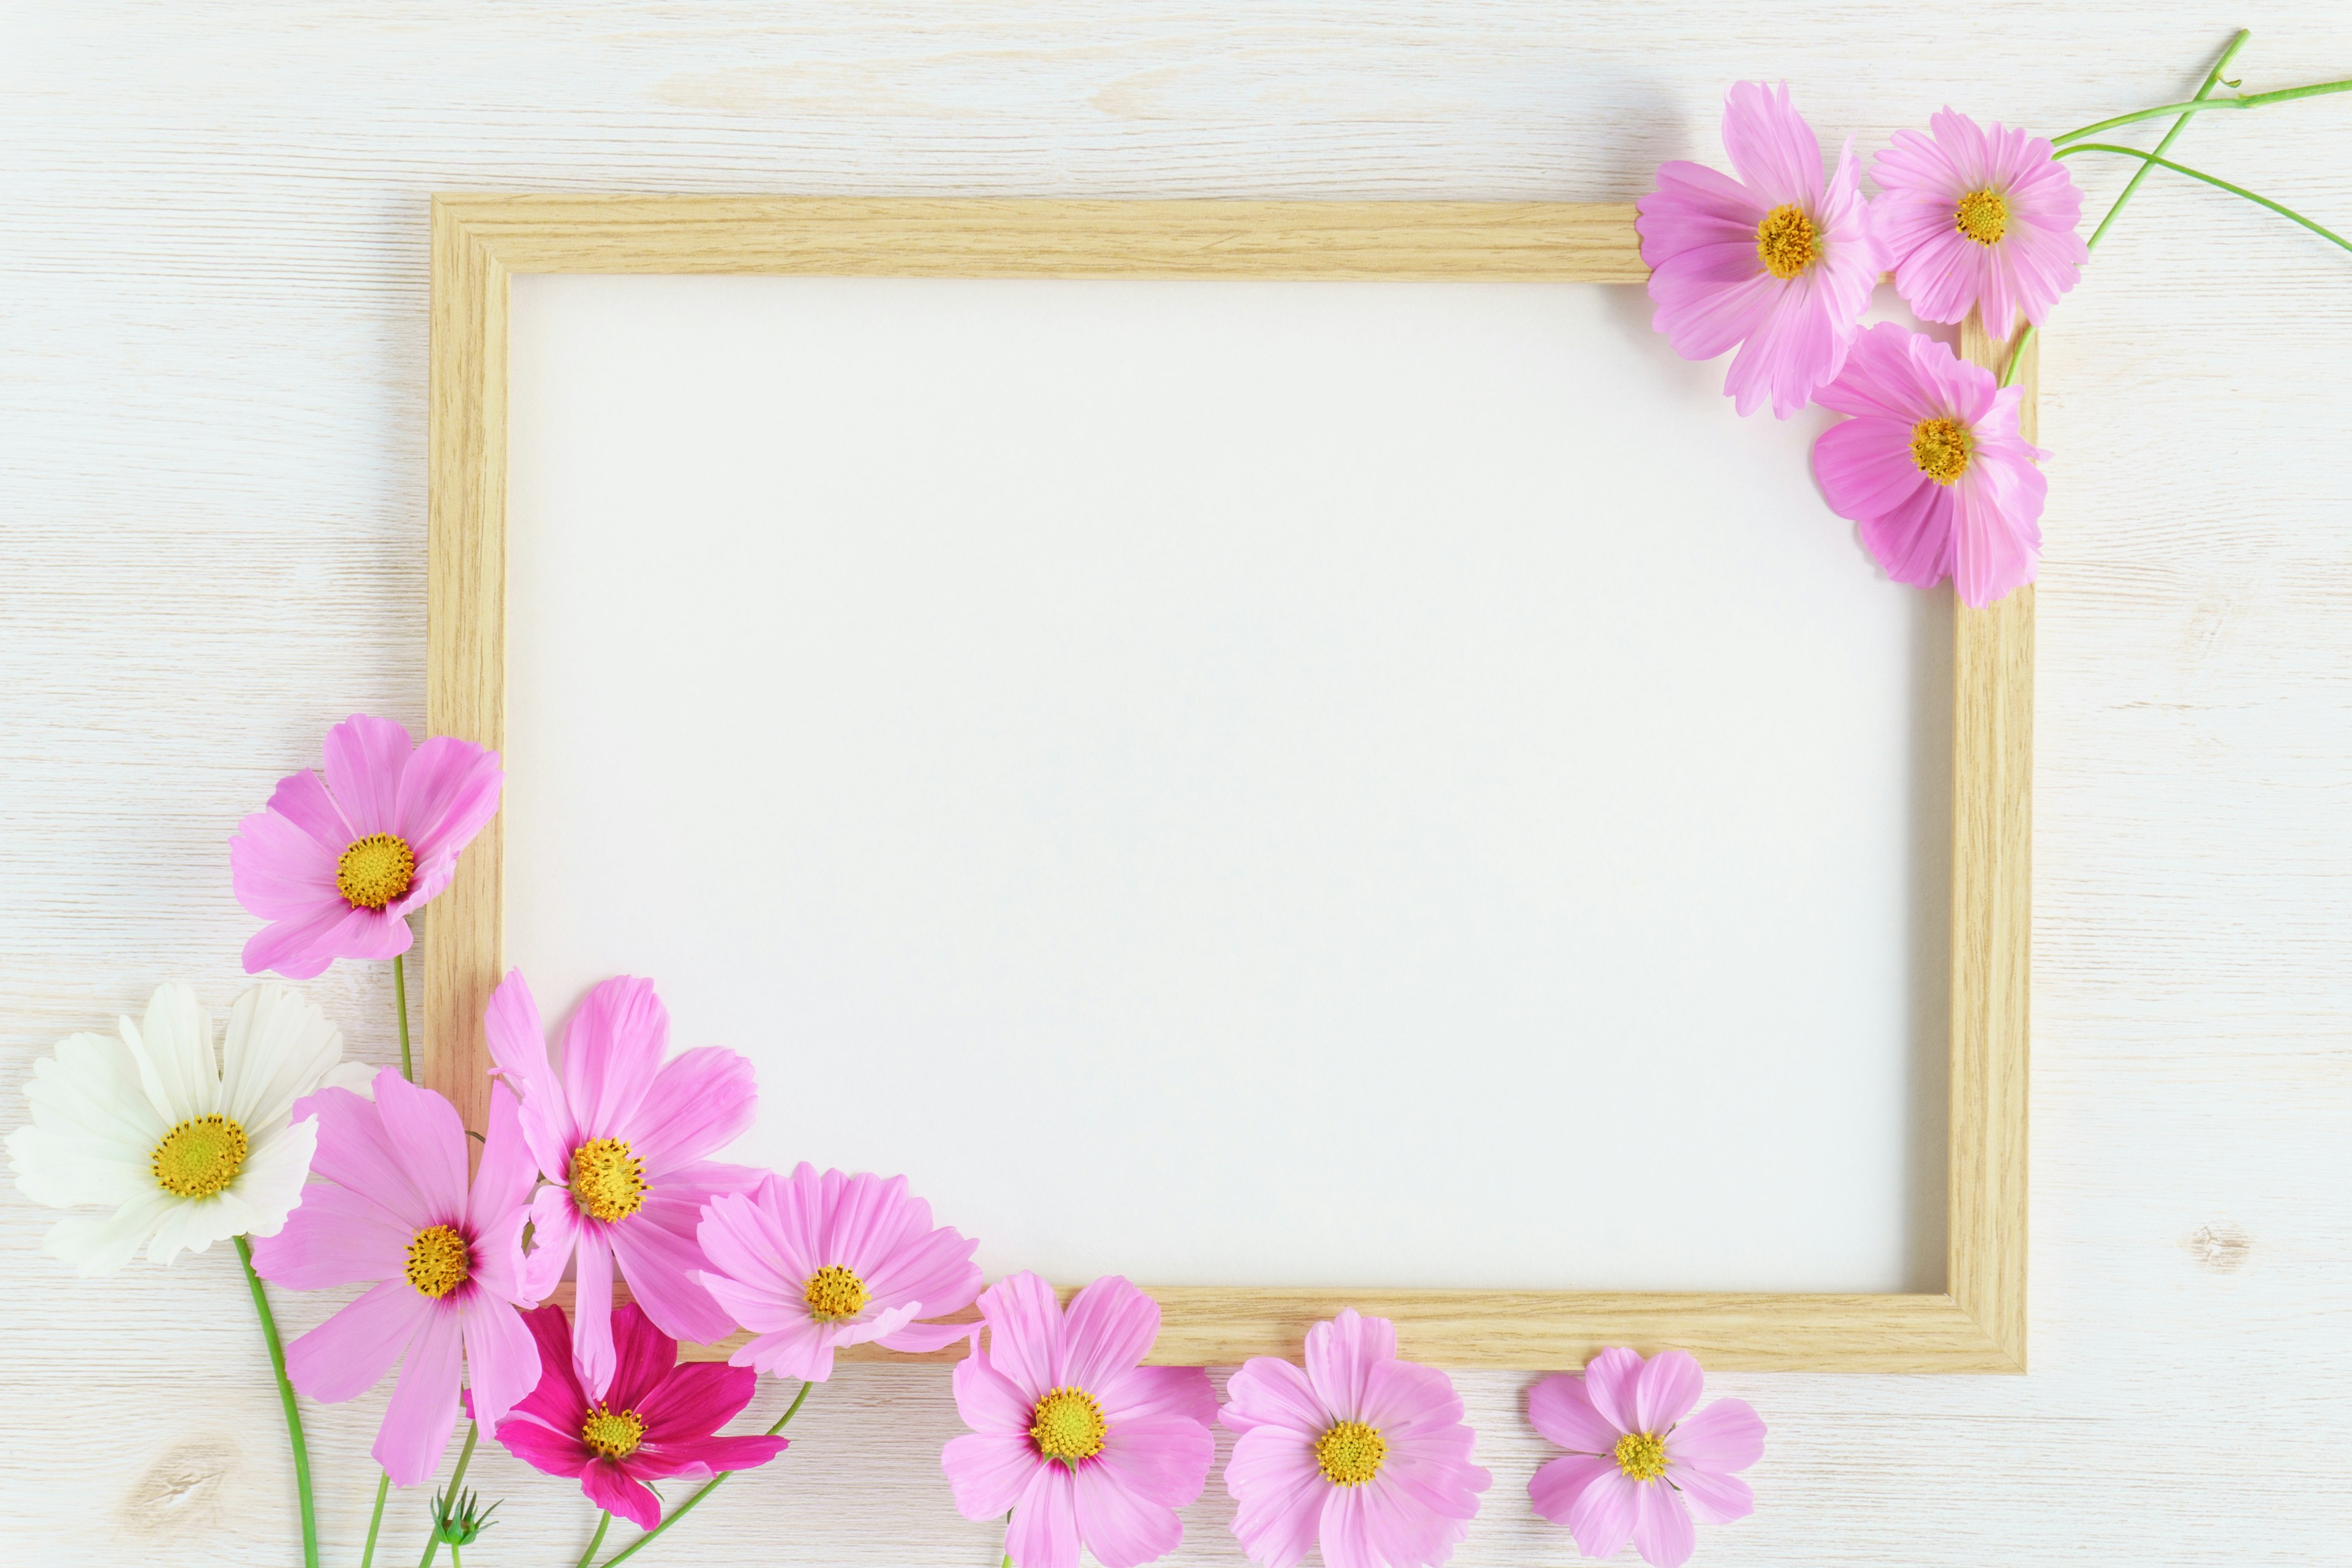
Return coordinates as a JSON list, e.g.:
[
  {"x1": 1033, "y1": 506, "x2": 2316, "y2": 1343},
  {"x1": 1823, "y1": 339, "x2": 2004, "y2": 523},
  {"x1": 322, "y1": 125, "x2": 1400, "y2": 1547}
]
[{"x1": 427, "y1": 195, "x2": 2031, "y2": 1374}]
